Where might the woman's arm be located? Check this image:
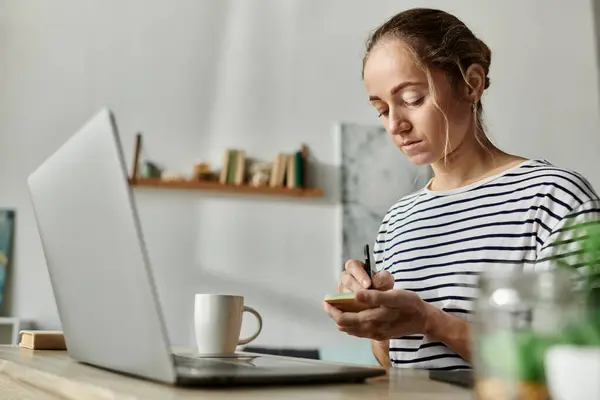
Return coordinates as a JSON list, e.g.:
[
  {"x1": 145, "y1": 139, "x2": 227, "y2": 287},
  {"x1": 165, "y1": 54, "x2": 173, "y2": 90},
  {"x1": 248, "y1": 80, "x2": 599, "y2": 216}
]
[
  {"x1": 370, "y1": 339, "x2": 391, "y2": 368},
  {"x1": 424, "y1": 305, "x2": 472, "y2": 362}
]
